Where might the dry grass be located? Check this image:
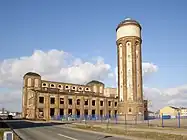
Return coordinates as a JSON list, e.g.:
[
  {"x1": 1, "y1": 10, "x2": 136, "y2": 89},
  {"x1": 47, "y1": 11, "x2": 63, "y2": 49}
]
[
  {"x1": 110, "y1": 123, "x2": 187, "y2": 131},
  {"x1": 0, "y1": 128, "x2": 10, "y2": 138},
  {"x1": 147, "y1": 119, "x2": 187, "y2": 128},
  {"x1": 73, "y1": 124, "x2": 187, "y2": 140},
  {"x1": 13, "y1": 133, "x2": 21, "y2": 140}
]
